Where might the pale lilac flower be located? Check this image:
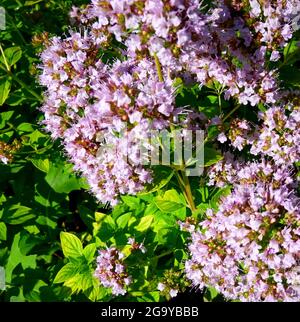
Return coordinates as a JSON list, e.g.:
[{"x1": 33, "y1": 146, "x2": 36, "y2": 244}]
[
  {"x1": 169, "y1": 289, "x2": 178, "y2": 298},
  {"x1": 187, "y1": 161, "x2": 300, "y2": 302},
  {"x1": 270, "y1": 50, "x2": 281, "y2": 61},
  {"x1": 157, "y1": 283, "x2": 165, "y2": 291},
  {"x1": 217, "y1": 132, "x2": 227, "y2": 143},
  {"x1": 94, "y1": 247, "x2": 131, "y2": 296}
]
